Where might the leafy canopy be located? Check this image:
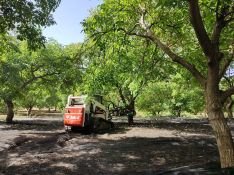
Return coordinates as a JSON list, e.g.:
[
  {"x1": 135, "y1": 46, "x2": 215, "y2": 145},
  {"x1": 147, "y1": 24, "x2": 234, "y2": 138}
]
[{"x1": 0, "y1": 0, "x2": 61, "y2": 48}]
